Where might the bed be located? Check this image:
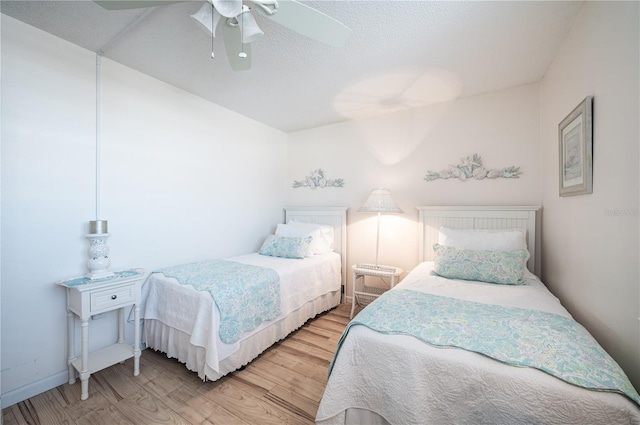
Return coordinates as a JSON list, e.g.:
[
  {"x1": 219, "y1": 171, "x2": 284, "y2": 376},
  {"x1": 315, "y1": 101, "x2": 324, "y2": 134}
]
[
  {"x1": 316, "y1": 206, "x2": 640, "y2": 425},
  {"x1": 141, "y1": 206, "x2": 347, "y2": 381}
]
